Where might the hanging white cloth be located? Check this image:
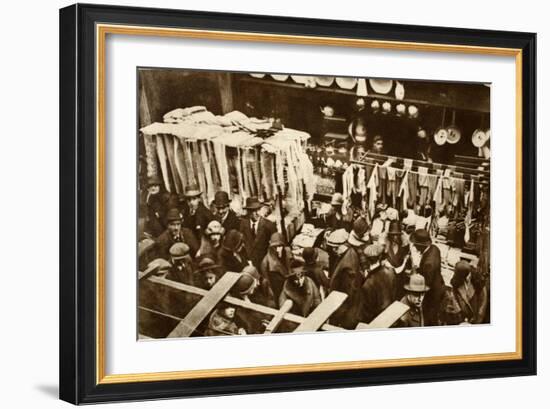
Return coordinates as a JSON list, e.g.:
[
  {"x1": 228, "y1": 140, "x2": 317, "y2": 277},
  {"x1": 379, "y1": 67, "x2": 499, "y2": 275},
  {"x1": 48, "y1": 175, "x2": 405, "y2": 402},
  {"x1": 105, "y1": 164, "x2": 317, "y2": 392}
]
[
  {"x1": 398, "y1": 169, "x2": 410, "y2": 209},
  {"x1": 464, "y1": 179, "x2": 475, "y2": 243},
  {"x1": 366, "y1": 163, "x2": 379, "y2": 216},
  {"x1": 155, "y1": 135, "x2": 171, "y2": 192}
]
